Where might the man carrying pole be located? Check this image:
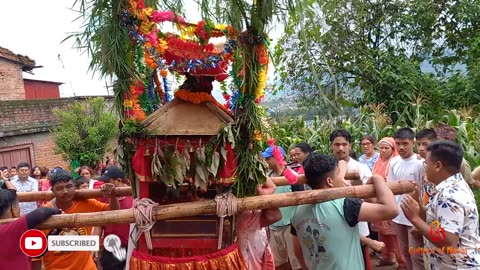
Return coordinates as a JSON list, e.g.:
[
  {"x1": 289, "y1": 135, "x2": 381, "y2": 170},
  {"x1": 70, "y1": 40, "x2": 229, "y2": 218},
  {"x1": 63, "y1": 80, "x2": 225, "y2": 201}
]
[
  {"x1": 32, "y1": 169, "x2": 120, "y2": 270},
  {"x1": 290, "y1": 153, "x2": 401, "y2": 270}
]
